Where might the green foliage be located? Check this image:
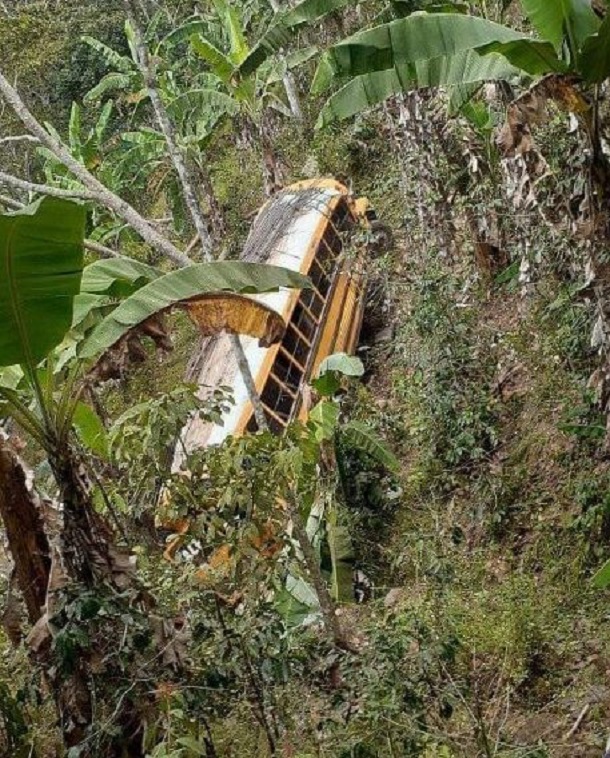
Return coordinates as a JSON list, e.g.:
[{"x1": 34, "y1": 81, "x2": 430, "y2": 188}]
[
  {"x1": 0, "y1": 198, "x2": 86, "y2": 369},
  {"x1": 80, "y1": 257, "x2": 161, "y2": 297},
  {"x1": 313, "y1": 2, "x2": 610, "y2": 126},
  {"x1": 520, "y1": 0, "x2": 599, "y2": 54},
  {"x1": 80, "y1": 262, "x2": 310, "y2": 360},
  {"x1": 238, "y1": 0, "x2": 353, "y2": 77},
  {"x1": 313, "y1": 352, "x2": 365, "y2": 395}
]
